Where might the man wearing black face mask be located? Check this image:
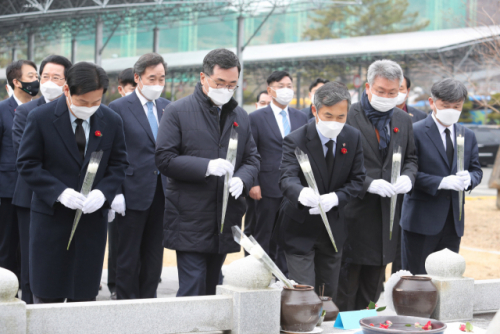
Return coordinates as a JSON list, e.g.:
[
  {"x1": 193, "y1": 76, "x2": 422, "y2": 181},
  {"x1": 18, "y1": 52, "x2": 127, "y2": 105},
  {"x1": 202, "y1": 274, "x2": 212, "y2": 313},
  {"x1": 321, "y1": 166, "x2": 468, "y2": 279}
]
[{"x1": 0, "y1": 59, "x2": 38, "y2": 283}]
